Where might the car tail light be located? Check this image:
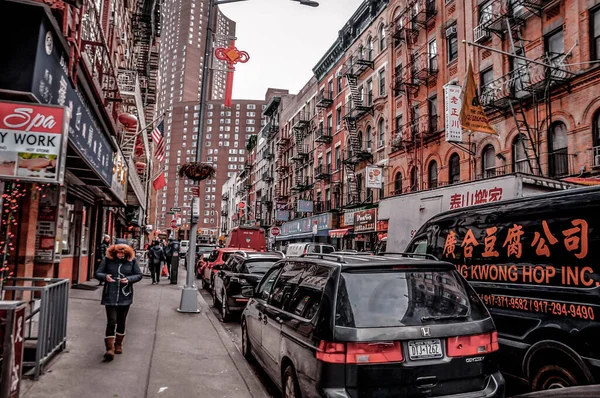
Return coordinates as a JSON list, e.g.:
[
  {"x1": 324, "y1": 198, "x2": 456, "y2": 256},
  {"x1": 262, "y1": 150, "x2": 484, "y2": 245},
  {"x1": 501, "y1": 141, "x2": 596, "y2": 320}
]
[
  {"x1": 316, "y1": 341, "x2": 345, "y2": 363},
  {"x1": 346, "y1": 341, "x2": 403, "y2": 363},
  {"x1": 317, "y1": 341, "x2": 403, "y2": 364},
  {"x1": 447, "y1": 332, "x2": 499, "y2": 357}
]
